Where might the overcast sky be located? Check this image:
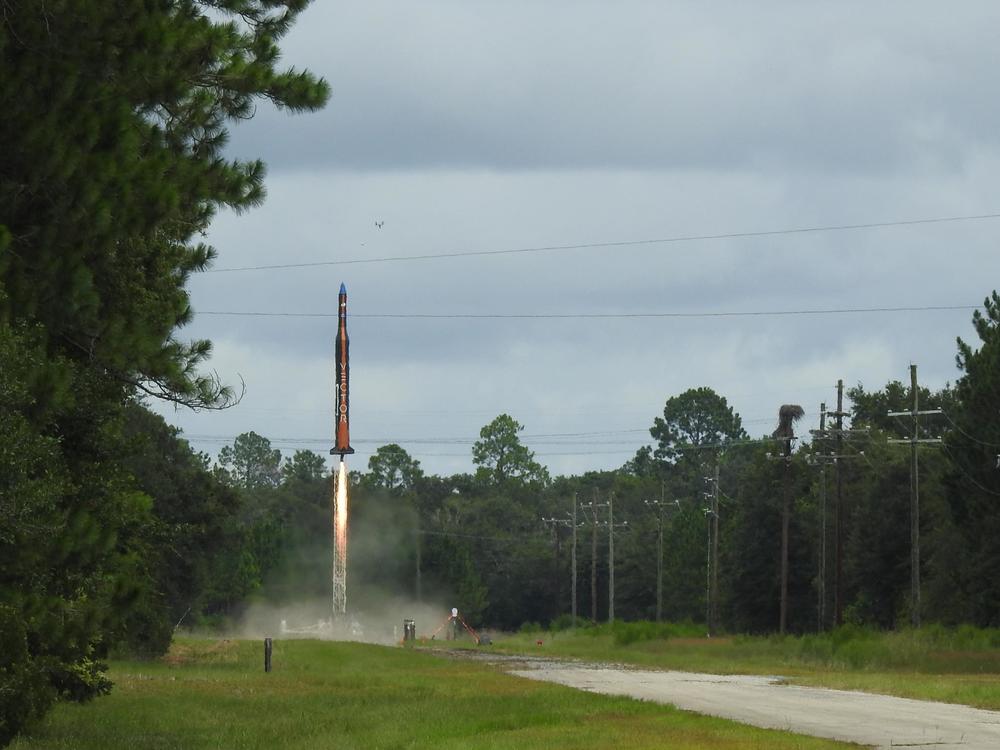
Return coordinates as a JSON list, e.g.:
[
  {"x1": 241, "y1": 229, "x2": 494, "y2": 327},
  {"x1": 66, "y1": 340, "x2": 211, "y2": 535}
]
[{"x1": 156, "y1": 1, "x2": 1000, "y2": 478}]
